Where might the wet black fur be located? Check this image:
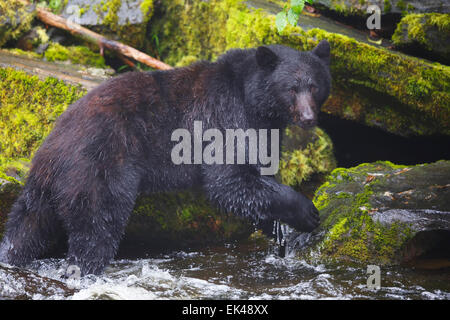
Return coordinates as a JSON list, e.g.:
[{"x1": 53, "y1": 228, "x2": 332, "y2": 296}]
[{"x1": 0, "y1": 42, "x2": 331, "y2": 275}]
